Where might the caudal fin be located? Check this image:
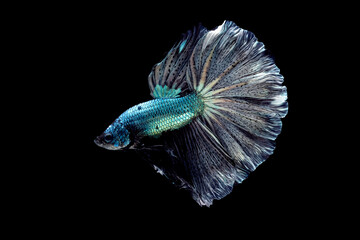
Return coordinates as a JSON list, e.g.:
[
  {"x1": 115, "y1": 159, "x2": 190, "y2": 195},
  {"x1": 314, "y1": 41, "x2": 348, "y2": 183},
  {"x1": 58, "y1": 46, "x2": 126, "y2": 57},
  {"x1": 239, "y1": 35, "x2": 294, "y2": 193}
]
[
  {"x1": 188, "y1": 21, "x2": 288, "y2": 174},
  {"x1": 146, "y1": 21, "x2": 288, "y2": 206}
]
